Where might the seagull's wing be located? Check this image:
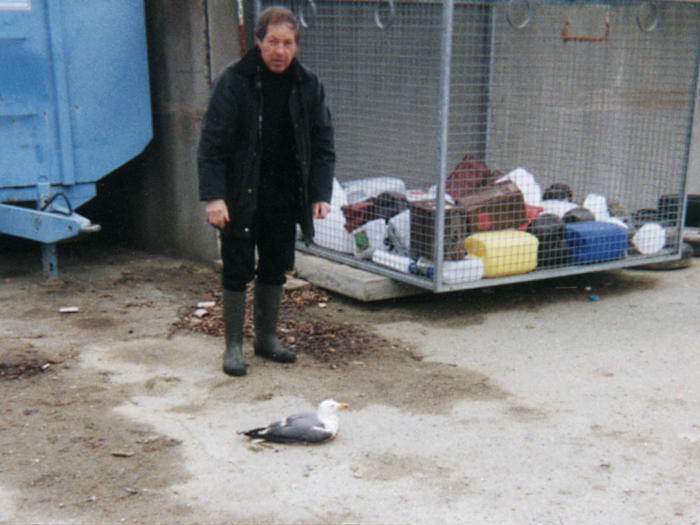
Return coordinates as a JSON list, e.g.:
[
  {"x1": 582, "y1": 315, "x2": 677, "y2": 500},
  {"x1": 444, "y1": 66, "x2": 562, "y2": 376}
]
[{"x1": 241, "y1": 411, "x2": 333, "y2": 443}]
